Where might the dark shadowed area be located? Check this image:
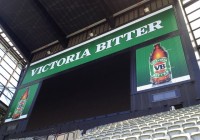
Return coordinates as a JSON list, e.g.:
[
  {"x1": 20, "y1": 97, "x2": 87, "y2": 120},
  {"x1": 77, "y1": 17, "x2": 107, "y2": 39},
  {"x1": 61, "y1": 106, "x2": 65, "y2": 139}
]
[{"x1": 27, "y1": 51, "x2": 131, "y2": 130}]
